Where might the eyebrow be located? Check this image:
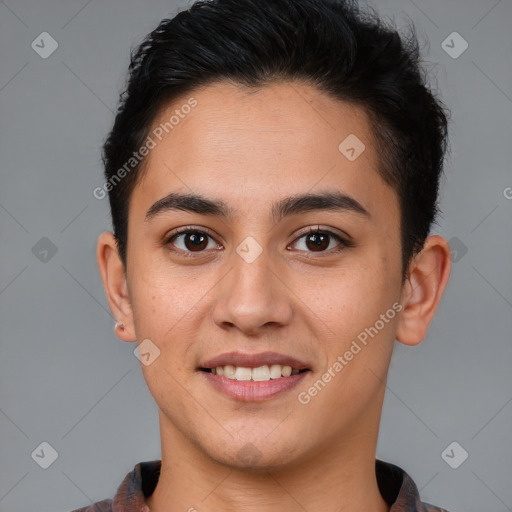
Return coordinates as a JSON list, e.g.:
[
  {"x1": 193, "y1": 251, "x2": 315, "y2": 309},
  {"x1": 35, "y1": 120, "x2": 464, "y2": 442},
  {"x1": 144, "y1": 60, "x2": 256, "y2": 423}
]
[{"x1": 145, "y1": 190, "x2": 370, "y2": 223}]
